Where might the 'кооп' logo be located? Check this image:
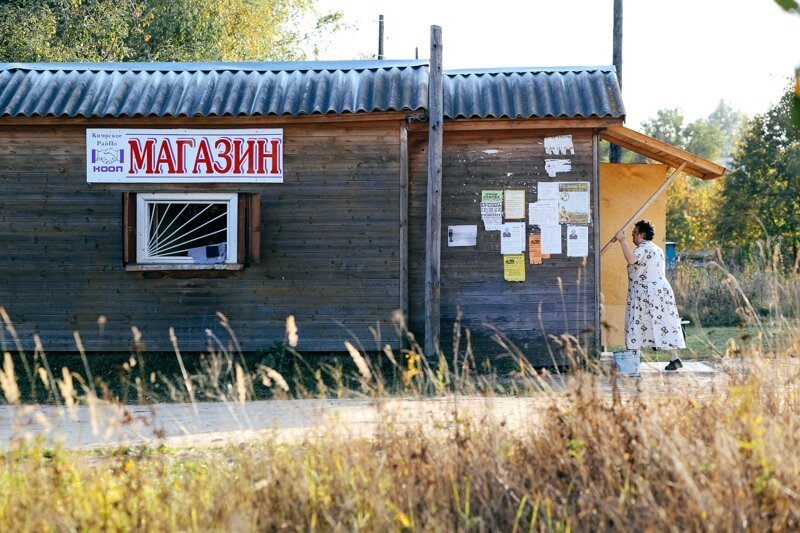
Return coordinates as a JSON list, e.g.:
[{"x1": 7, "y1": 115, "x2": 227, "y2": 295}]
[{"x1": 91, "y1": 148, "x2": 124, "y2": 172}]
